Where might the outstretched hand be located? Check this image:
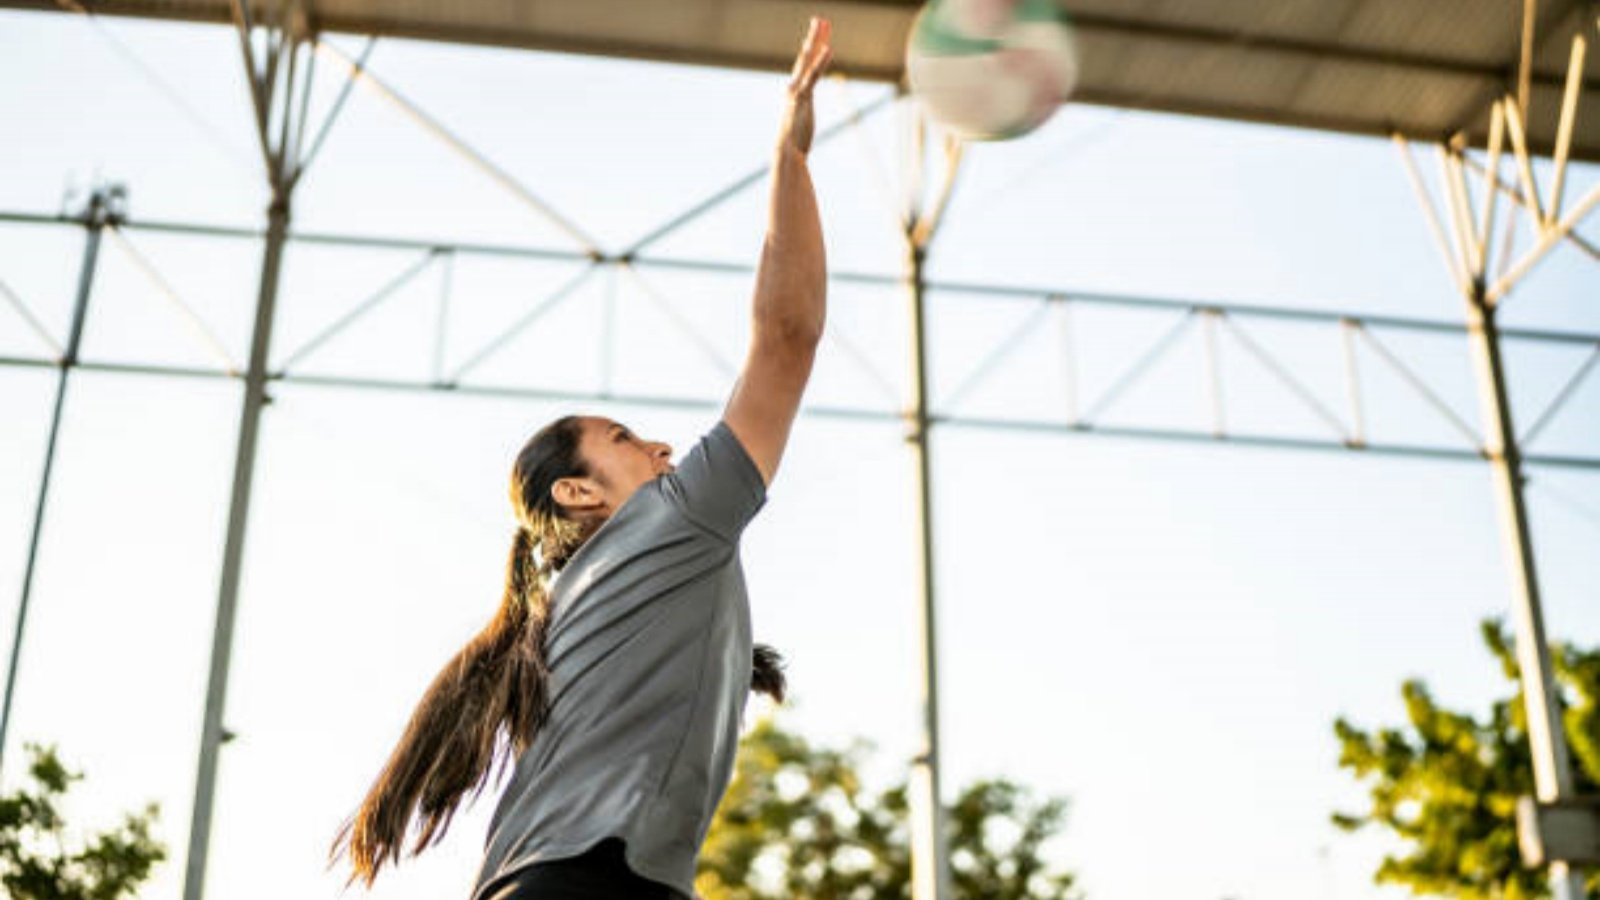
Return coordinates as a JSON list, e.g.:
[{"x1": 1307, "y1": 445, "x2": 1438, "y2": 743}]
[{"x1": 779, "y1": 17, "x2": 833, "y2": 156}]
